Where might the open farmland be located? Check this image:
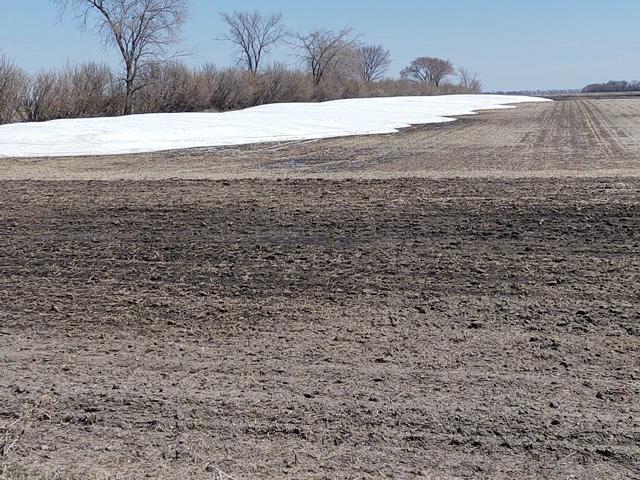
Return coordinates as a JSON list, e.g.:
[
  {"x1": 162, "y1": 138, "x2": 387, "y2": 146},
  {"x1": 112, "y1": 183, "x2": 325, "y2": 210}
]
[
  {"x1": 1, "y1": 97, "x2": 639, "y2": 479},
  {"x1": 3, "y1": 97, "x2": 640, "y2": 180}
]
